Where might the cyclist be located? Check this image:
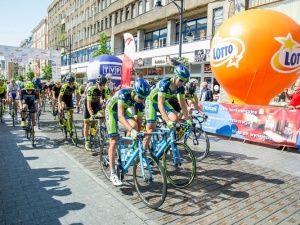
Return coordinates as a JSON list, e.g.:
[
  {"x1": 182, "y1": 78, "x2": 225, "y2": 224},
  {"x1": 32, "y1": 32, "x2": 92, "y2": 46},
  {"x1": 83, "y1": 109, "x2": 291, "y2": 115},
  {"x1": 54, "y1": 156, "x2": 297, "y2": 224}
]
[
  {"x1": 7, "y1": 79, "x2": 20, "y2": 119},
  {"x1": 105, "y1": 73, "x2": 114, "y2": 96},
  {"x1": 84, "y1": 75, "x2": 110, "y2": 151},
  {"x1": 48, "y1": 80, "x2": 55, "y2": 100},
  {"x1": 58, "y1": 73, "x2": 80, "y2": 127},
  {"x1": 33, "y1": 77, "x2": 44, "y2": 96},
  {"x1": 51, "y1": 80, "x2": 62, "y2": 116},
  {"x1": 19, "y1": 81, "x2": 41, "y2": 128},
  {"x1": 79, "y1": 82, "x2": 87, "y2": 96},
  {"x1": 143, "y1": 64, "x2": 192, "y2": 148},
  {"x1": 0, "y1": 78, "x2": 7, "y2": 114},
  {"x1": 105, "y1": 78, "x2": 150, "y2": 186},
  {"x1": 167, "y1": 80, "x2": 207, "y2": 119}
]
